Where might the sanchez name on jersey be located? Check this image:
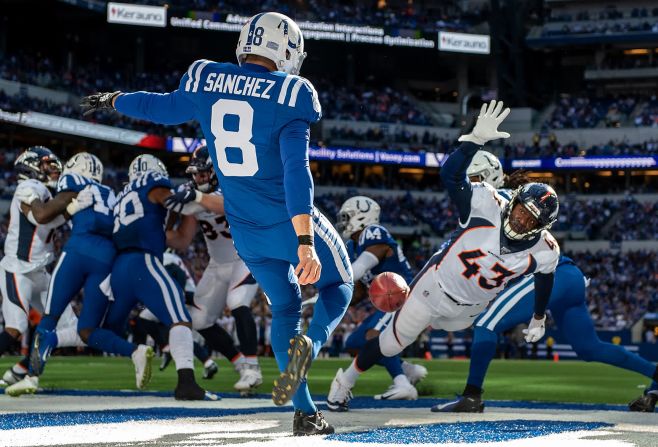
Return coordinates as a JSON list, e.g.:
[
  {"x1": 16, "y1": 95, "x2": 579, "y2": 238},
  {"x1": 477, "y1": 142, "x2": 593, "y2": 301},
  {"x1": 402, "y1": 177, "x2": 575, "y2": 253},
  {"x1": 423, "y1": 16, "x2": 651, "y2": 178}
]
[{"x1": 177, "y1": 60, "x2": 320, "y2": 228}]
